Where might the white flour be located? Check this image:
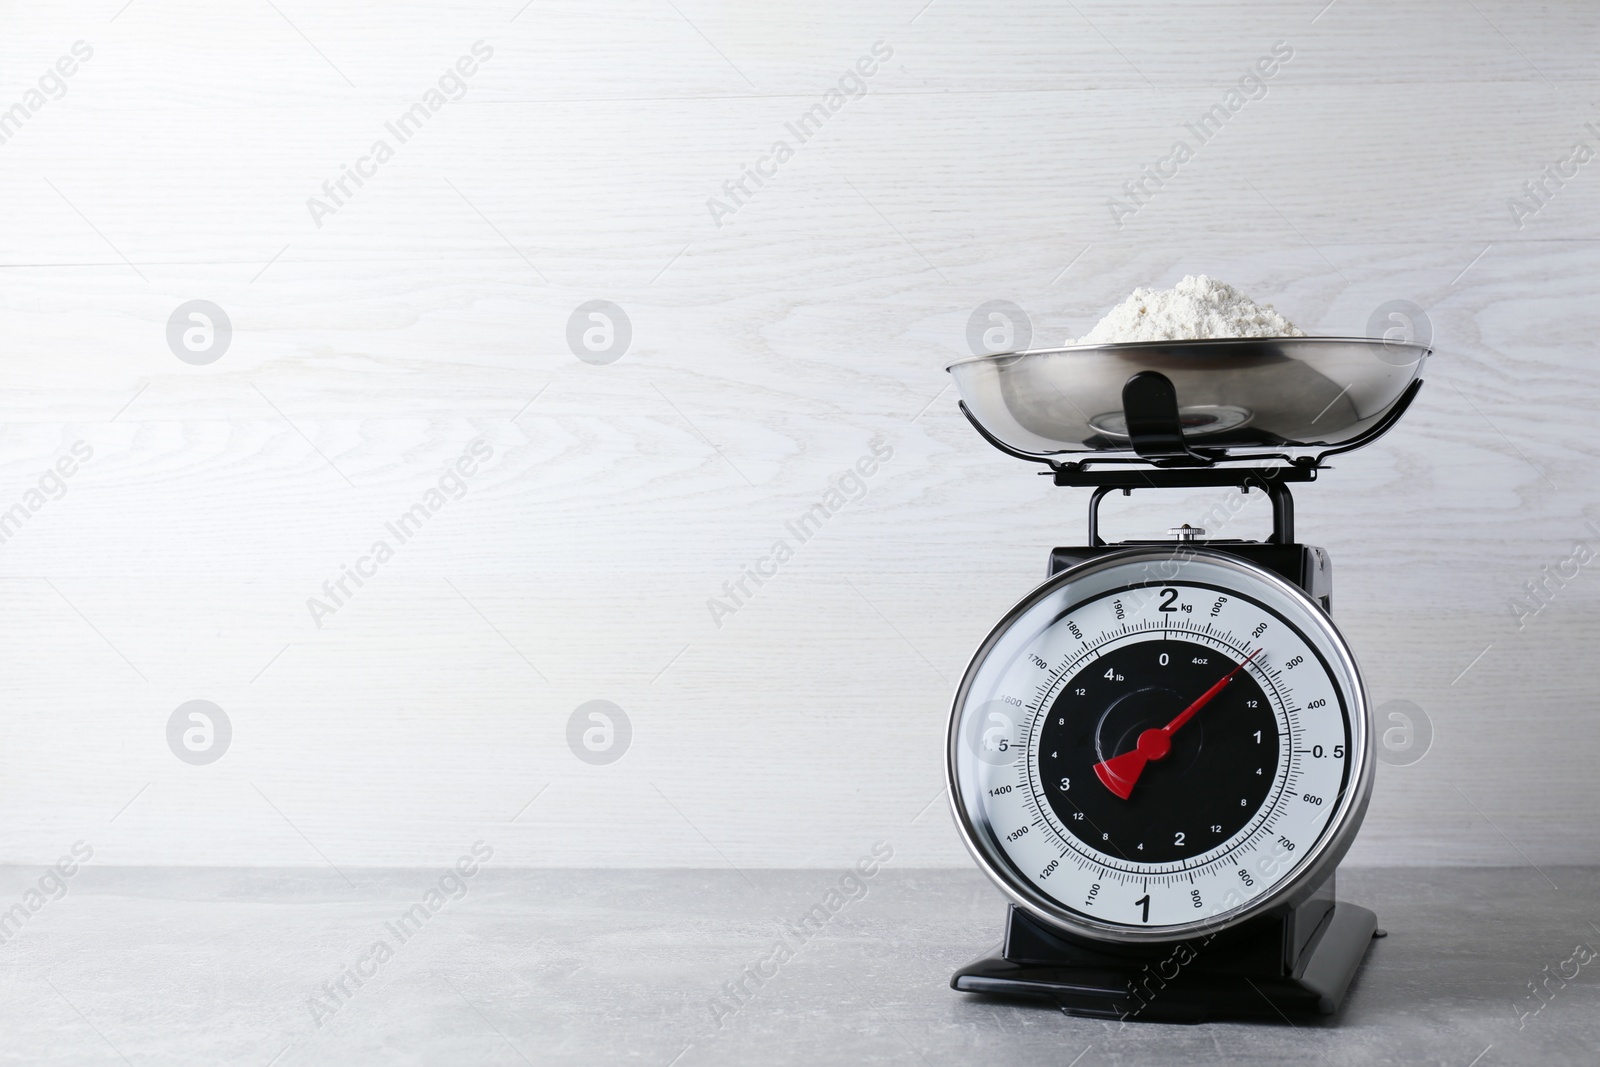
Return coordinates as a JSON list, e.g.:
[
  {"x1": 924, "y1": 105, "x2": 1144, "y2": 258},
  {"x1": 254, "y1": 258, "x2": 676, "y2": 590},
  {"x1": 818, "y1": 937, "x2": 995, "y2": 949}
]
[{"x1": 1068, "y1": 275, "x2": 1304, "y2": 344}]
